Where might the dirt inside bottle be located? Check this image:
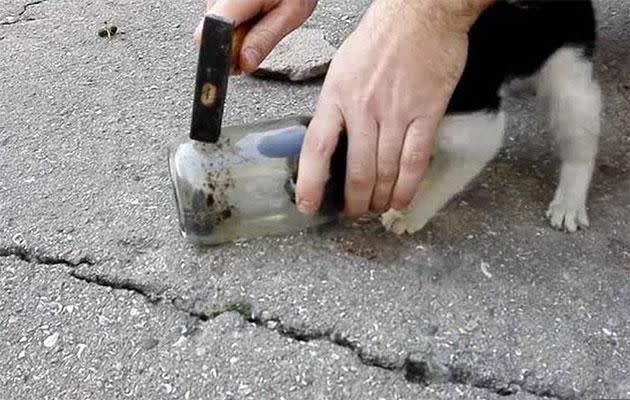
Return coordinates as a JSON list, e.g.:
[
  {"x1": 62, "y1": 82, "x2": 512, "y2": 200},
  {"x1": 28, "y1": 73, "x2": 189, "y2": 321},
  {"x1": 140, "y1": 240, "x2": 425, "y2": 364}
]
[{"x1": 168, "y1": 116, "x2": 346, "y2": 246}]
